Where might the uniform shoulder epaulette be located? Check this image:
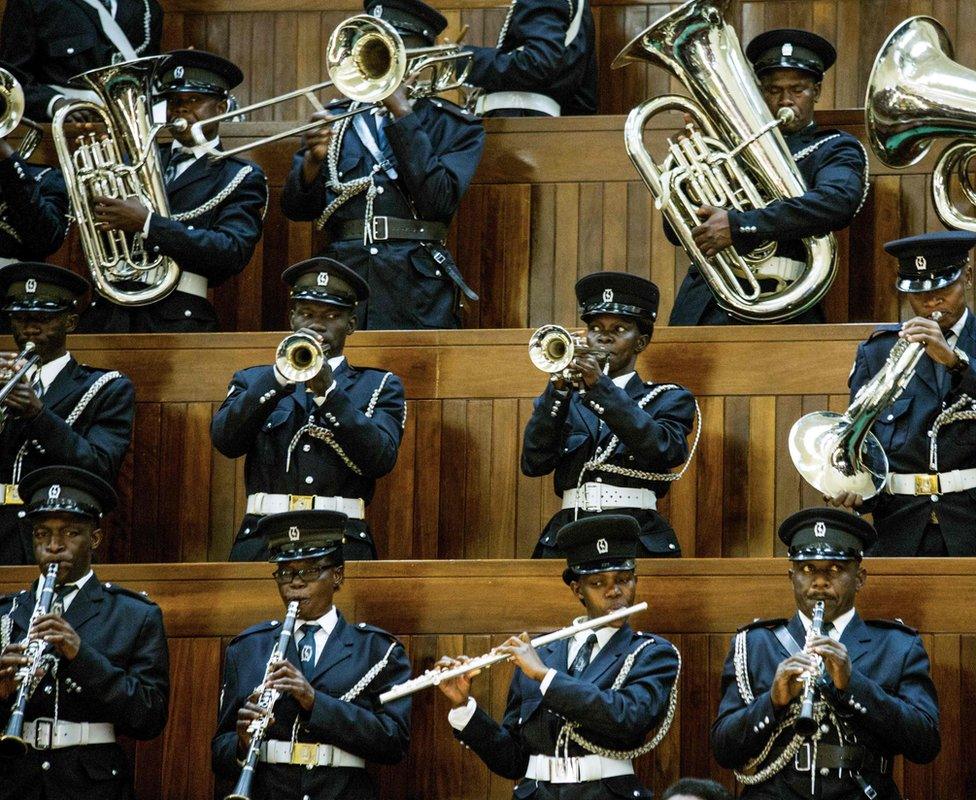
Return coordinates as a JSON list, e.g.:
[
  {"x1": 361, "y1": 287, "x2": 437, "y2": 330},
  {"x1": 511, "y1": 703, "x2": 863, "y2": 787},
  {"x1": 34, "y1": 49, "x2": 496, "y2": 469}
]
[
  {"x1": 633, "y1": 629, "x2": 657, "y2": 642},
  {"x1": 102, "y1": 582, "x2": 157, "y2": 605},
  {"x1": 867, "y1": 323, "x2": 901, "y2": 342},
  {"x1": 0, "y1": 589, "x2": 26, "y2": 606},
  {"x1": 228, "y1": 619, "x2": 281, "y2": 645},
  {"x1": 736, "y1": 617, "x2": 789, "y2": 633},
  {"x1": 351, "y1": 620, "x2": 400, "y2": 643},
  {"x1": 425, "y1": 97, "x2": 479, "y2": 122},
  {"x1": 865, "y1": 617, "x2": 918, "y2": 634}
]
